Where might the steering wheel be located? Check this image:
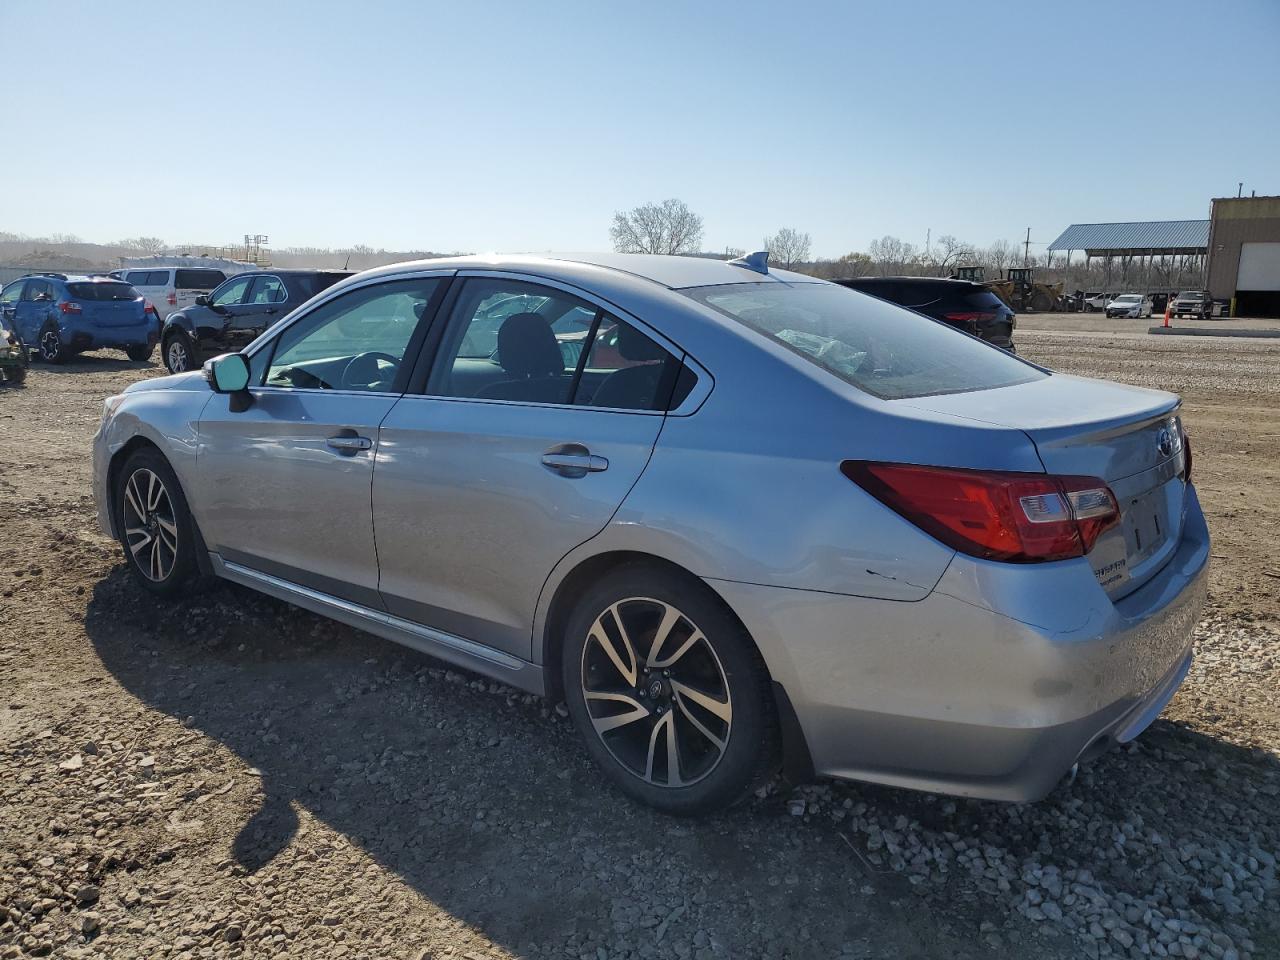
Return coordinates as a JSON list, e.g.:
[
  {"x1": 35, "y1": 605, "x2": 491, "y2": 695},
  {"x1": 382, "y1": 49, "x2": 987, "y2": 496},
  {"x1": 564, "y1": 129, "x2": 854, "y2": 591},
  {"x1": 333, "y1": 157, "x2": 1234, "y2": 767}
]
[{"x1": 341, "y1": 351, "x2": 400, "y2": 390}]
